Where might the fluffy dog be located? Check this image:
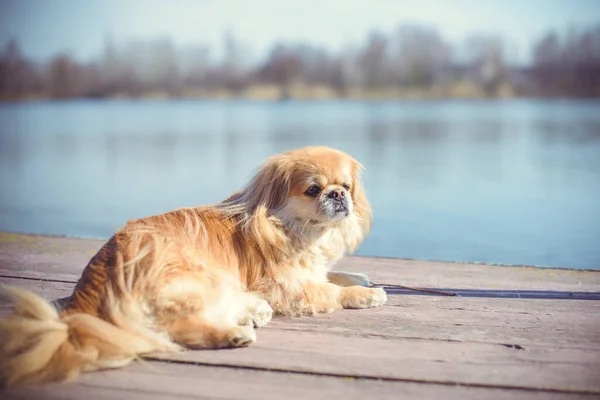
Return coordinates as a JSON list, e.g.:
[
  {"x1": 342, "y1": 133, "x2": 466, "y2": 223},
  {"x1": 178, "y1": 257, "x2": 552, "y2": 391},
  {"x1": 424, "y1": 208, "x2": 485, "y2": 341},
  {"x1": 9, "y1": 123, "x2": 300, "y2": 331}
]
[{"x1": 0, "y1": 145, "x2": 387, "y2": 389}]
